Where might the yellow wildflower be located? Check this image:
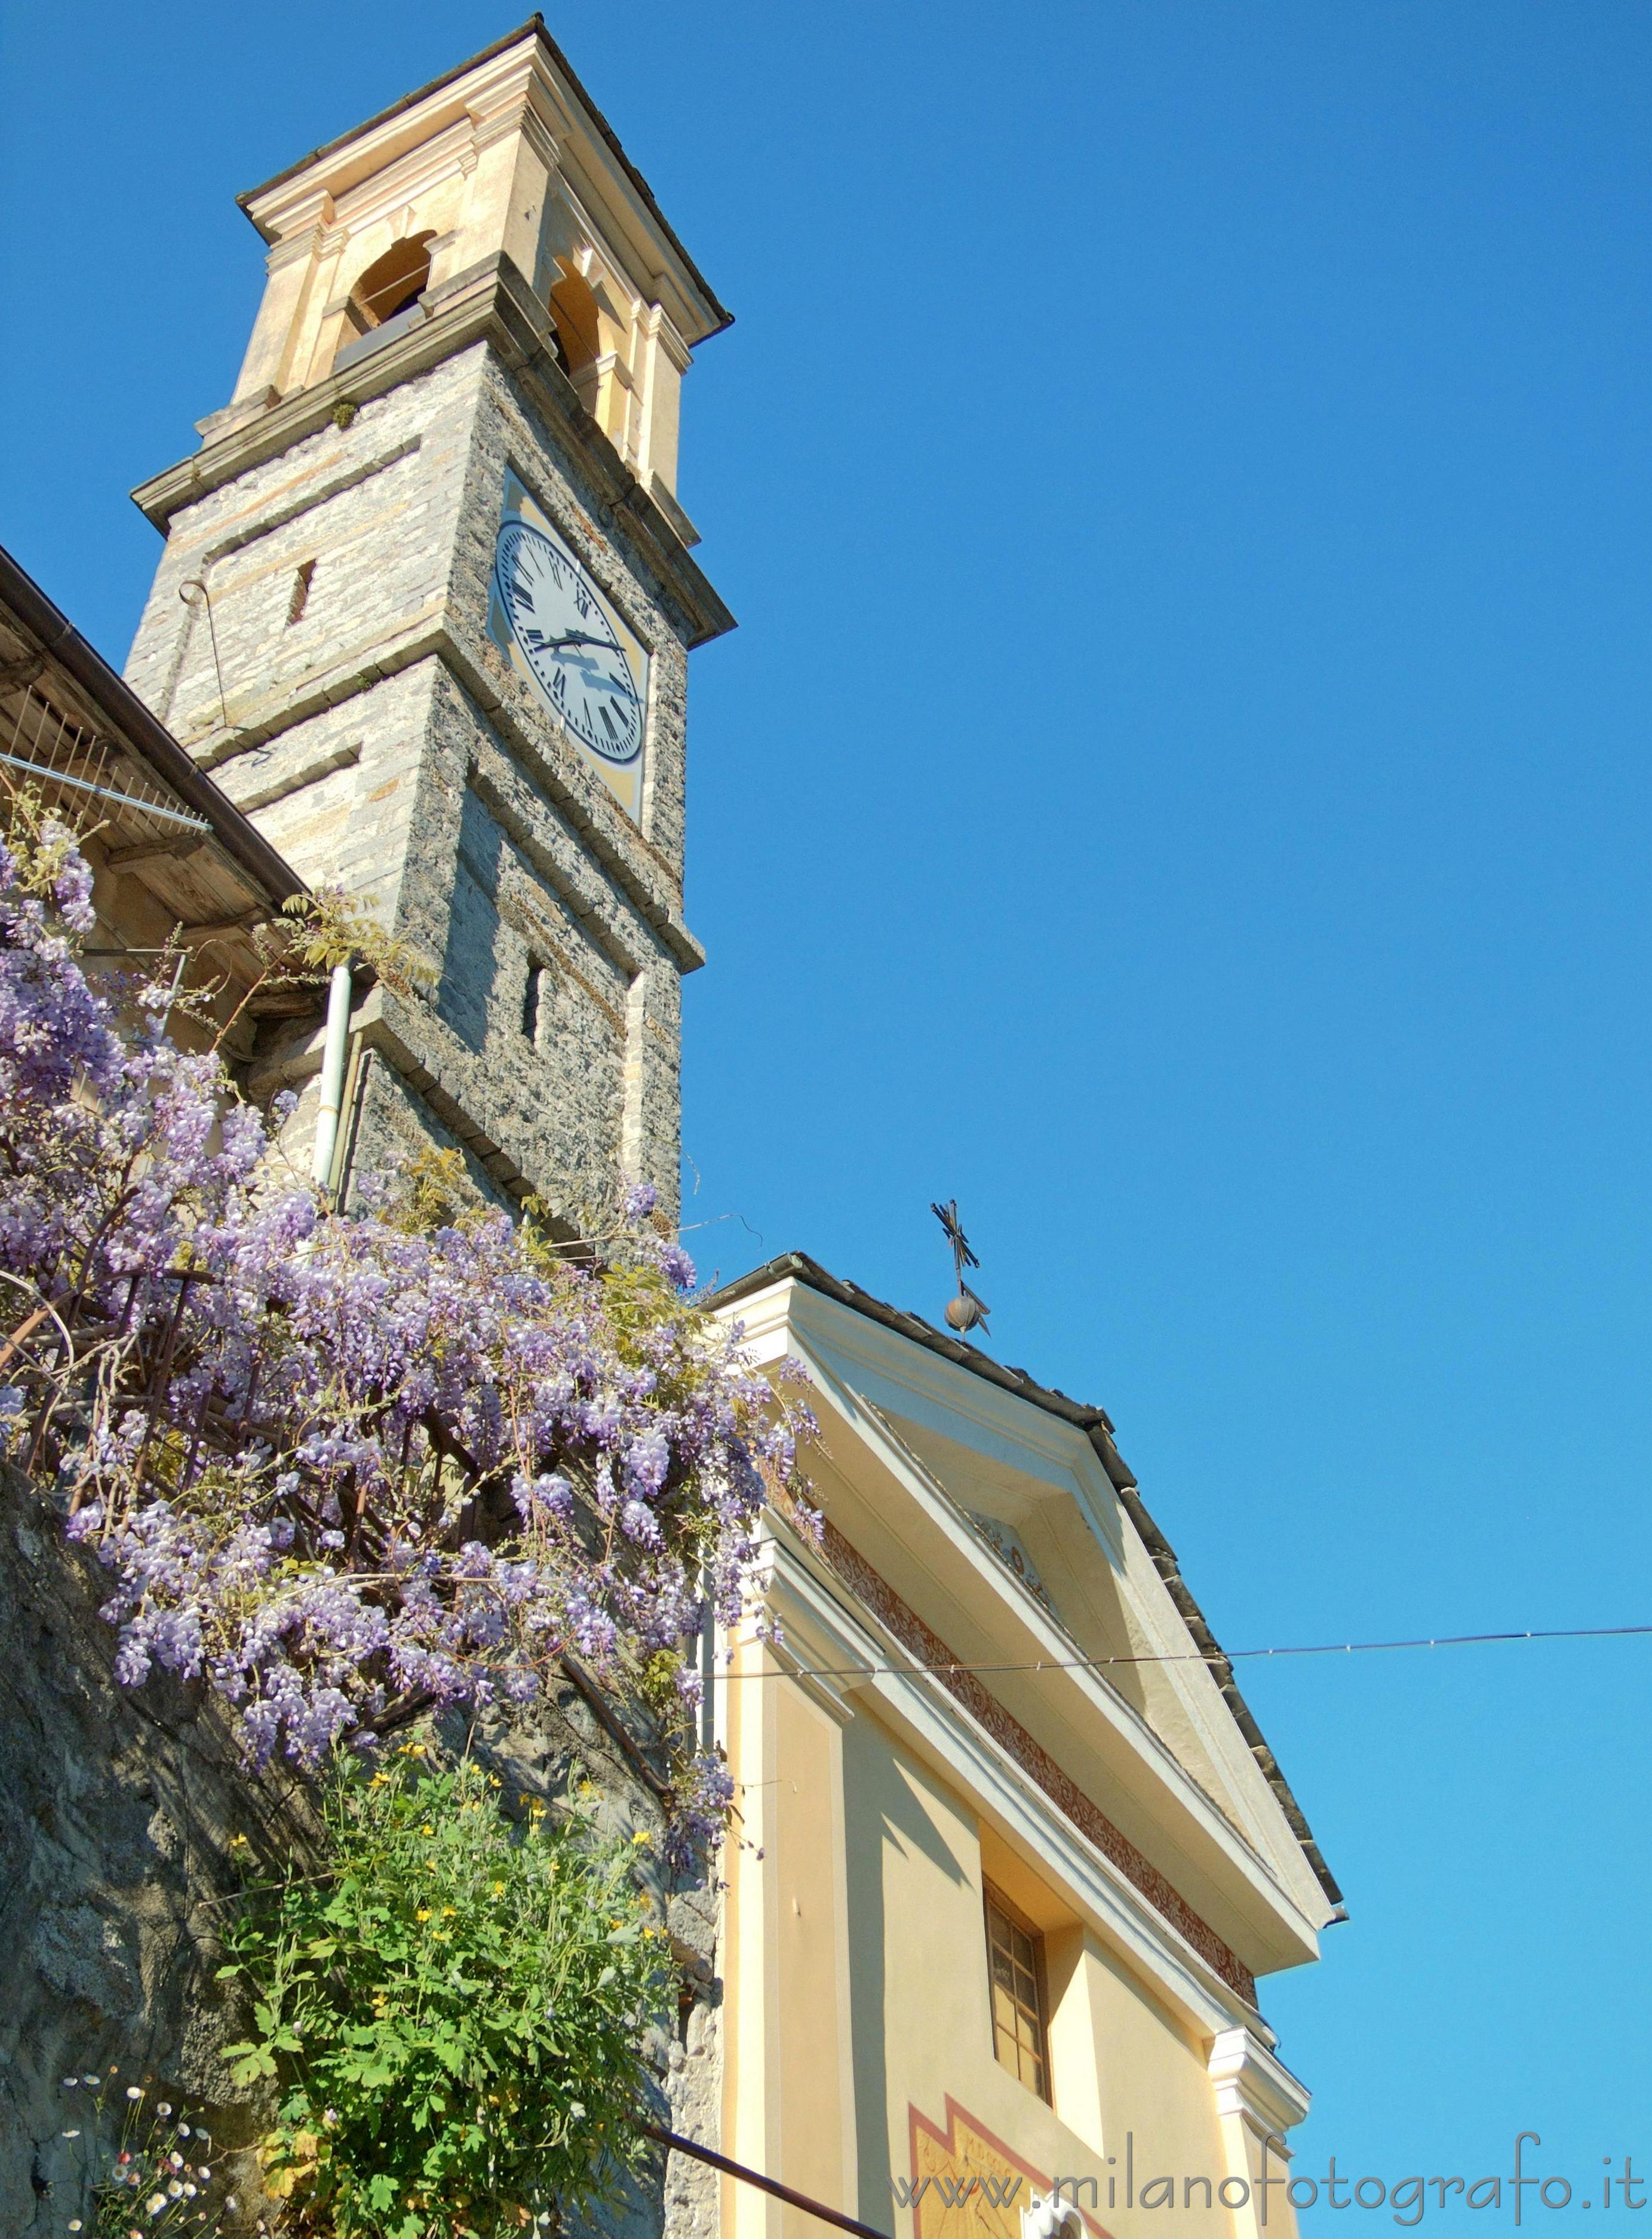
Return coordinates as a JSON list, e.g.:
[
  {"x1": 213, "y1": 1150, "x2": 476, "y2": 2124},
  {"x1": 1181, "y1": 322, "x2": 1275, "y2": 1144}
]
[{"x1": 416, "y1": 1907, "x2": 431, "y2": 1922}]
